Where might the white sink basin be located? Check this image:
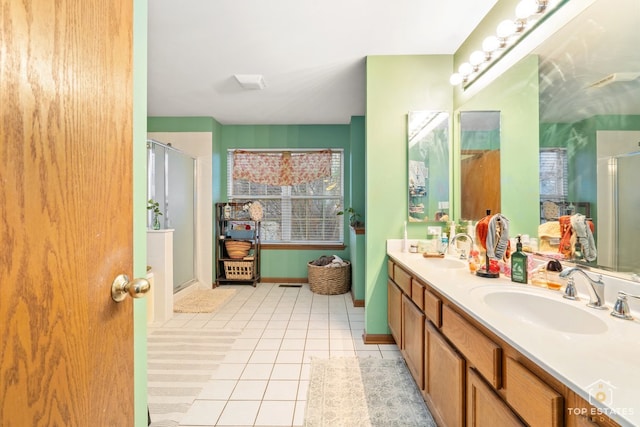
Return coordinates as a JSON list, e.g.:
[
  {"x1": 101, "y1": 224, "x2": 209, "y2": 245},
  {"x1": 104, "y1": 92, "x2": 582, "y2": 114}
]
[
  {"x1": 422, "y1": 257, "x2": 466, "y2": 269},
  {"x1": 471, "y1": 287, "x2": 608, "y2": 335}
]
